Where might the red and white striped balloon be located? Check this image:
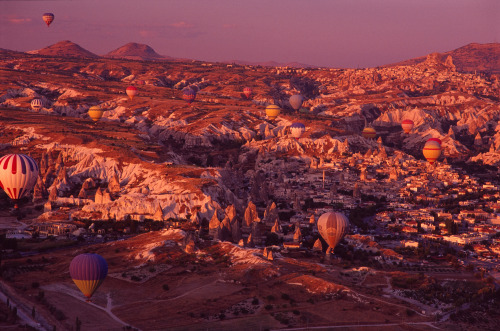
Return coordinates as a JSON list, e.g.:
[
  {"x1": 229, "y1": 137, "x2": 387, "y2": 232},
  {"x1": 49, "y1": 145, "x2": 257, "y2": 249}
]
[
  {"x1": 126, "y1": 86, "x2": 137, "y2": 100},
  {"x1": 0, "y1": 154, "x2": 39, "y2": 200}
]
